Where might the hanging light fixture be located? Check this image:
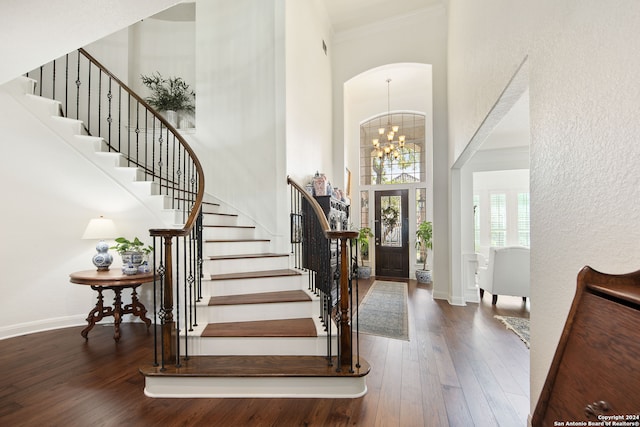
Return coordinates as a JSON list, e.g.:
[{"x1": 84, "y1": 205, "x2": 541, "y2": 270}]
[{"x1": 373, "y1": 78, "x2": 406, "y2": 160}]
